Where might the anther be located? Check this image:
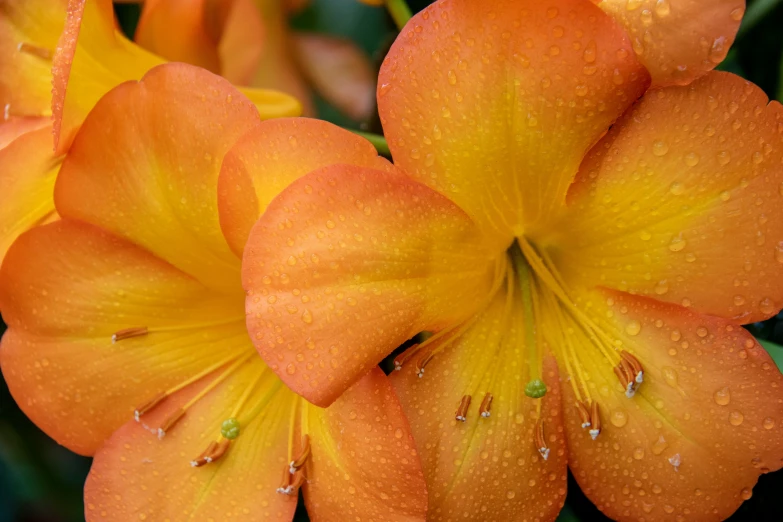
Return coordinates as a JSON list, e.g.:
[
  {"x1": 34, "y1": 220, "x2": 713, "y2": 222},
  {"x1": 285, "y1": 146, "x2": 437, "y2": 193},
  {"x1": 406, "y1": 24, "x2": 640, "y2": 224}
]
[
  {"x1": 277, "y1": 469, "x2": 306, "y2": 495},
  {"x1": 415, "y1": 349, "x2": 435, "y2": 378},
  {"x1": 17, "y1": 42, "x2": 53, "y2": 60},
  {"x1": 112, "y1": 326, "x2": 149, "y2": 343},
  {"x1": 134, "y1": 392, "x2": 167, "y2": 421},
  {"x1": 190, "y1": 439, "x2": 231, "y2": 467},
  {"x1": 589, "y1": 401, "x2": 602, "y2": 440},
  {"x1": 575, "y1": 401, "x2": 591, "y2": 429},
  {"x1": 455, "y1": 395, "x2": 471, "y2": 422},
  {"x1": 613, "y1": 359, "x2": 638, "y2": 398},
  {"x1": 393, "y1": 344, "x2": 419, "y2": 371},
  {"x1": 289, "y1": 434, "x2": 311, "y2": 474},
  {"x1": 621, "y1": 350, "x2": 644, "y2": 384},
  {"x1": 534, "y1": 418, "x2": 550, "y2": 461},
  {"x1": 478, "y1": 393, "x2": 493, "y2": 418},
  {"x1": 157, "y1": 407, "x2": 185, "y2": 439}
]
